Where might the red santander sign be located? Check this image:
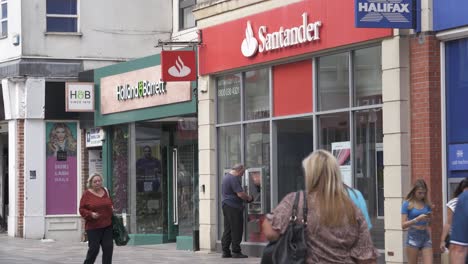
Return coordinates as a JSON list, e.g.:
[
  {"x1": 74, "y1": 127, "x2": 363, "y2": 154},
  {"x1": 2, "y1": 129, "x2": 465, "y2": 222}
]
[
  {"x1": 161, "y1": 50, "x2": 197, "y2": 82},
  {"x1": 199, "y1": 0, "x2": 392, "y2": 75}
]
